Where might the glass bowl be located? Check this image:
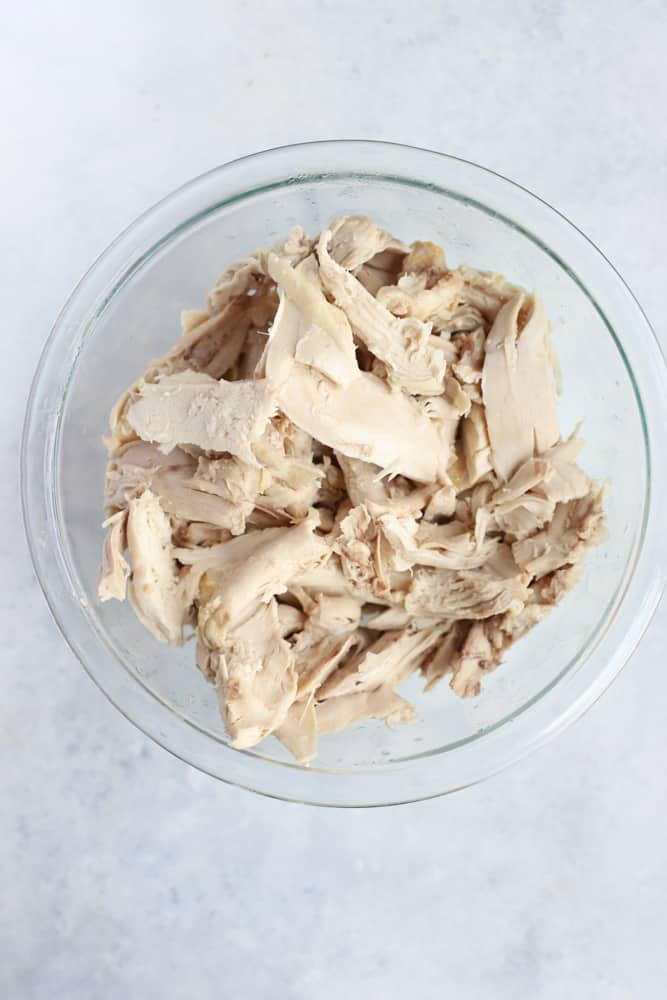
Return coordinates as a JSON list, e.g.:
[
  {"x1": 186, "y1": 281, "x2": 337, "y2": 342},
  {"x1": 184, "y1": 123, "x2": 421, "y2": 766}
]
[{"x1": 22, "y1": 141, "x2": 667, "y2": 807}]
